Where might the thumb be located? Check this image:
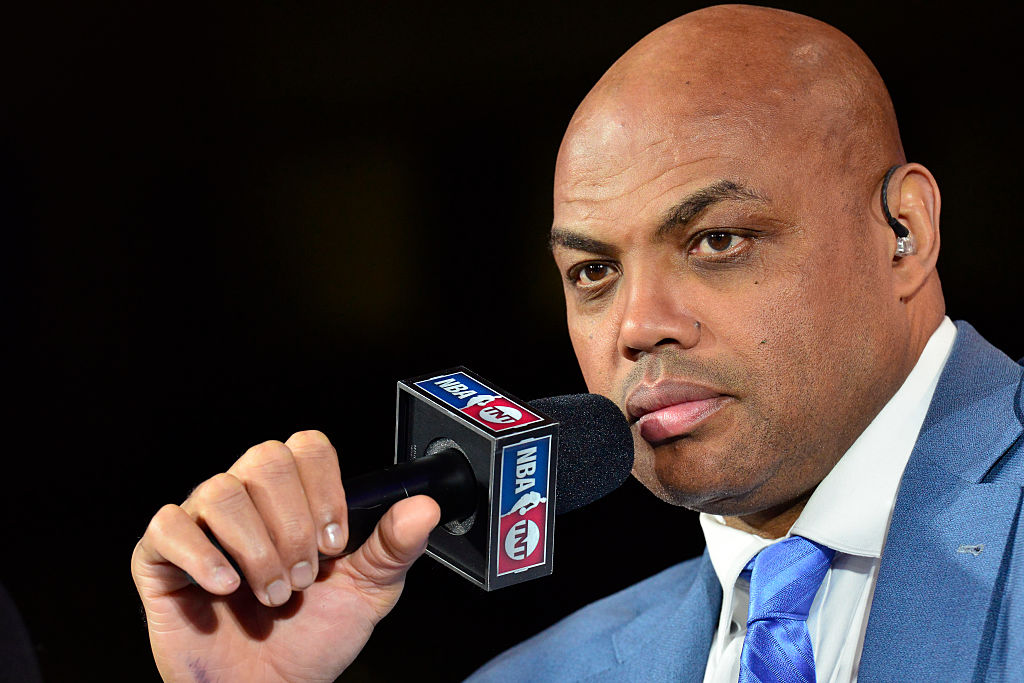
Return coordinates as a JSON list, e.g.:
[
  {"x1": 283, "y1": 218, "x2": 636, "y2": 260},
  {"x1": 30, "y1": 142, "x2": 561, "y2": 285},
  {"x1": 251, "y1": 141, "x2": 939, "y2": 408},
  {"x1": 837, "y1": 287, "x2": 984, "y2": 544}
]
[{"x1": 341, "y1": 495, "x2": 441, "y2": 611}]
